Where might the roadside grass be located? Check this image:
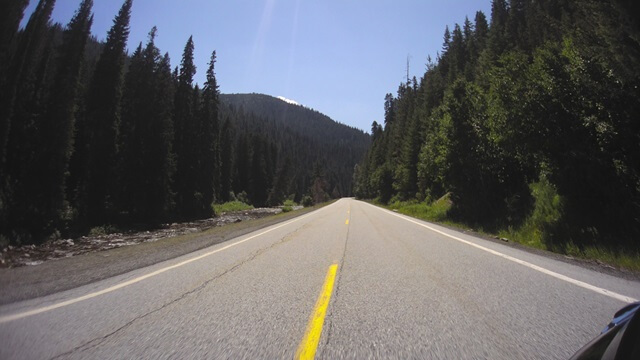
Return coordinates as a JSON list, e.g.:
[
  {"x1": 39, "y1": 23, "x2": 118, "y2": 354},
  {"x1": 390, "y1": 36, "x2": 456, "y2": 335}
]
[
  {"x1": 213, "y1": 201, "x2": 254, "y2": 214},
  {"x1": 372, "y1": 188, "x2": 640, "y2": 272},
  {"x1": 387, "y1": 193, "x2": 452, "y2": 223}
]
